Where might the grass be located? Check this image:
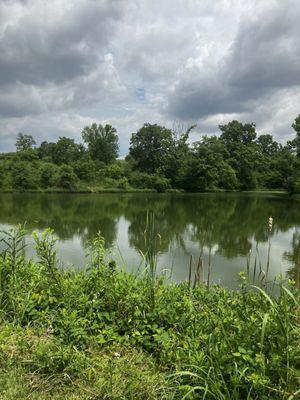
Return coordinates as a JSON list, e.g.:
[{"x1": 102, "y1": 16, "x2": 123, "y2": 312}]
[{"x1": 0, "y1": 227, "x2": 299, "y2": 399}]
